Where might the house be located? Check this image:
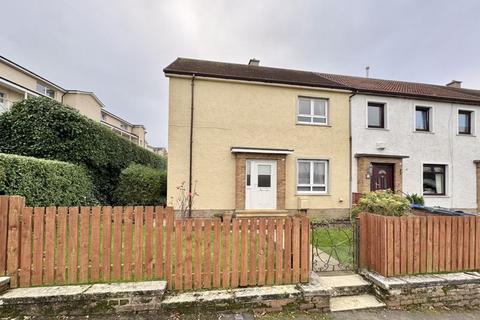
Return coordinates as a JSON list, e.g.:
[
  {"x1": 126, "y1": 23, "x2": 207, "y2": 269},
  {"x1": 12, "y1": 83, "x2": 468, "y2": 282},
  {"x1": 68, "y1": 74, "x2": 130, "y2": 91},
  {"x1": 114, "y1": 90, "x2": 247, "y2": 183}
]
[
  {"x1": 0, "y1": 55, "x2": 158, "y2": 151},
  {"x1": 164, "y1": 58, "x2": 352, "y2": 218},
  {"x1": 320, "y1": 74, "x2": 480, "y2": 212}
]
